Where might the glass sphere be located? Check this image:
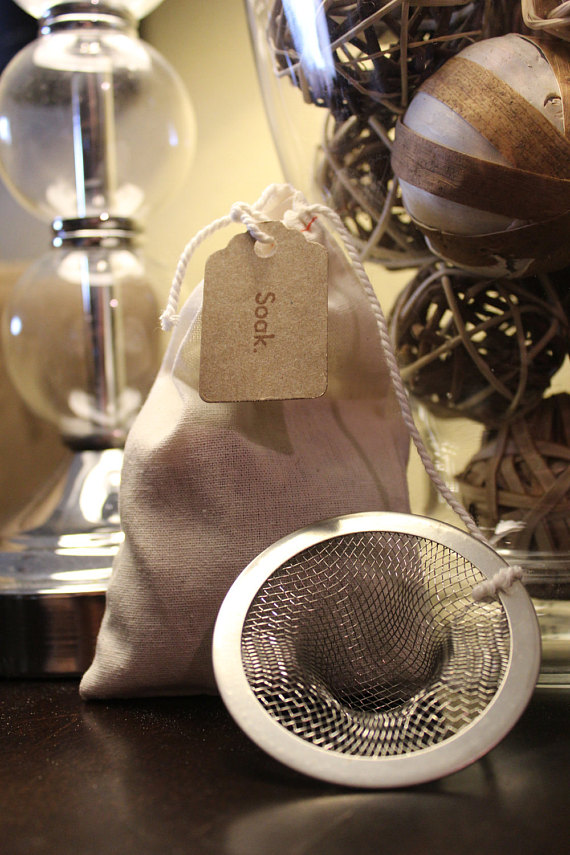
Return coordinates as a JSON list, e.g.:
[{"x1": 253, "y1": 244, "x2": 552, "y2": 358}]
[
  {"x1": 2, "y1": 243, "x2": 163, "y2": 446},
  {"x1": 0, "y1": 12, "x2": 196, "y2": 222},
  {"x1": 13, "y1": 0, "x2": 165, "y2": 22}
]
